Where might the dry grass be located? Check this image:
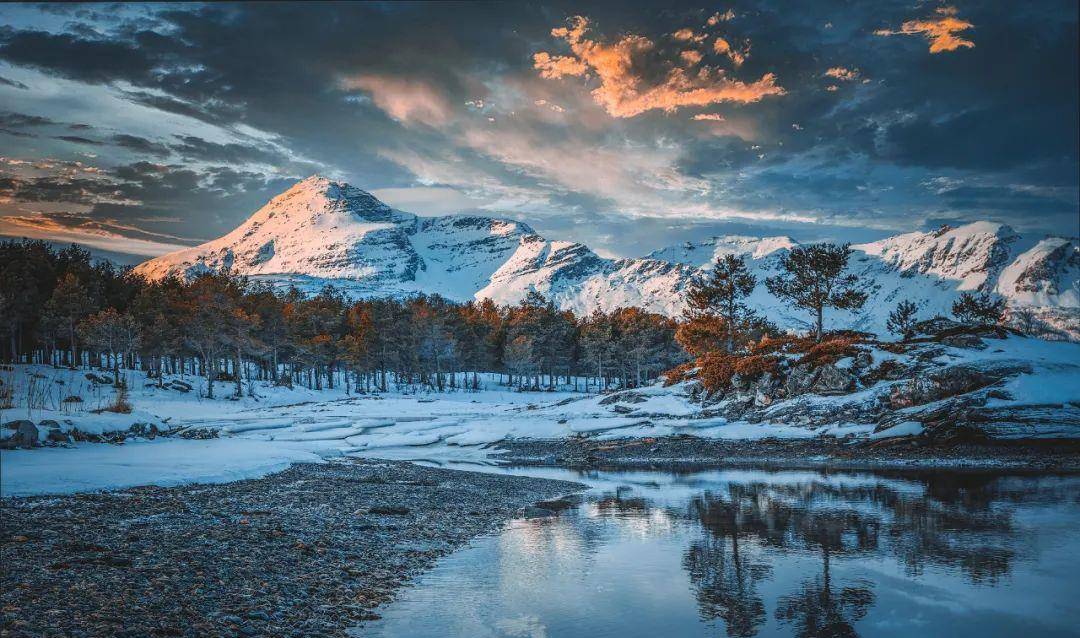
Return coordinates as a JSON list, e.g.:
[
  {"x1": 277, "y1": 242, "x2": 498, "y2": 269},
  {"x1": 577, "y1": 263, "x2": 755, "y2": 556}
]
[{"x1": 100, "y1": 384, "x2": 133, "y2": 414}]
